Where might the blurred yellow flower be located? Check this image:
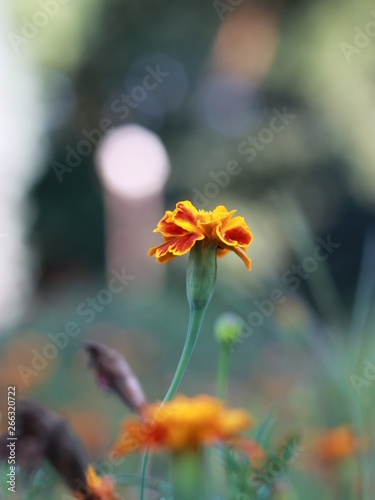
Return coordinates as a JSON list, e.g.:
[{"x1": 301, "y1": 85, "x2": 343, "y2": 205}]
[
  {"x1": 148, "y1": 201, "x2": 253, "y2": 270},
  {"x1": 75, "y1": 466, "x2": 119, "y2": 500},
  {"x1": 315, "y1": 426, "x2": 357, "y2": 463},
  {"x1": 111, "y1": 394, "x2": 252, "y2": 455}
]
